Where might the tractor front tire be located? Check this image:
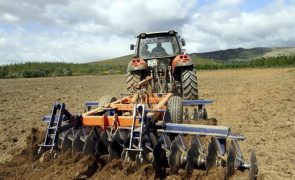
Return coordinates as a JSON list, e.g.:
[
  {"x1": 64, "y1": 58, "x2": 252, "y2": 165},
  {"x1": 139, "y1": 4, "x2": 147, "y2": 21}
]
[
  {"x1": 168, "y1": 96, "x2": 183, "y2": 124},
  {"x1": 181, "y1": 69, "x2": 199, "y2": 100}
]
